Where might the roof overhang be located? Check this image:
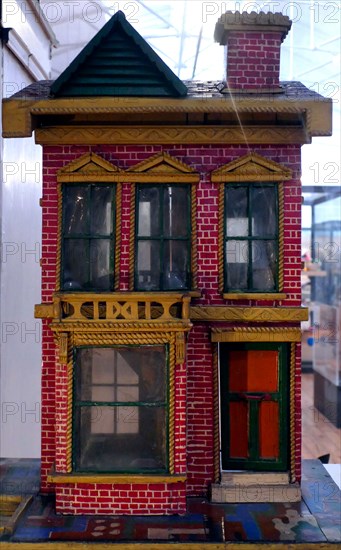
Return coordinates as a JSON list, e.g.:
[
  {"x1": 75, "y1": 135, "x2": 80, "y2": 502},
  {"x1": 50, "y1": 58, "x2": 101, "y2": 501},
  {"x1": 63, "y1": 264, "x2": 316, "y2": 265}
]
[{"x1": 2, "y1": 95, "x2": 332, "y2": 144}]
